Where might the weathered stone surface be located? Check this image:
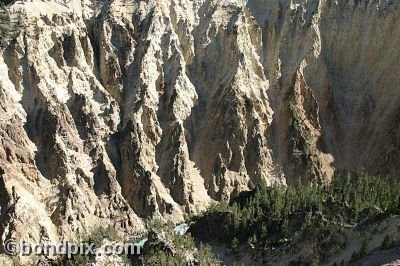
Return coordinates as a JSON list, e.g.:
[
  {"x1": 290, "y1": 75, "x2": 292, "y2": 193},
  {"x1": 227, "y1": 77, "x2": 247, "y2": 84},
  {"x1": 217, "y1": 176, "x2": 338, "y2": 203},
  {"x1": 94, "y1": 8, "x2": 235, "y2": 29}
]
[{"x1": 0, "y1": 0, "x2": 399, "y2": 252}]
